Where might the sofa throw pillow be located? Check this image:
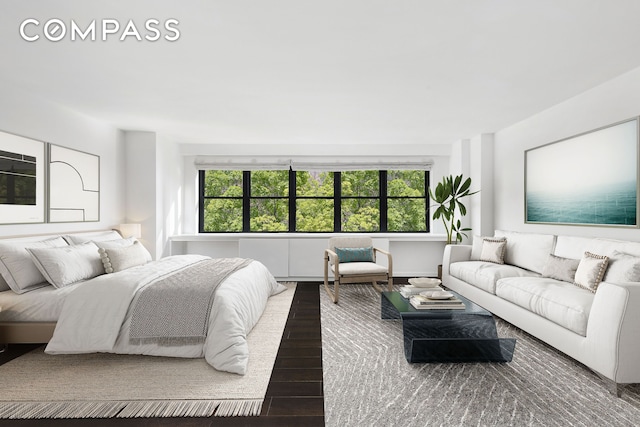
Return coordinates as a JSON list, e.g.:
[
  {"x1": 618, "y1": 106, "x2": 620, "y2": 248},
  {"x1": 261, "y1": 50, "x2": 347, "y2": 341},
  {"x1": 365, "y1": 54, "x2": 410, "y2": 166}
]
[
  {"x1": 335, "y1": 246, "x2": 374, "y2": 263},
  {"x1": 99, "y1": 241, "x2": 151, "y2": 273},
  {"x1": 603, "y1": 250, "x2": 640, "y2": 283},
  {"x1": 479, "y1": 238, "x2": 507, "y2": 264},
  {"x1": 28, "y1": 242, "x2": 104, "y2": 288},
  {"x1": 574, "y1": 251, "x2": 609, "y2": 292},
  {"x1": 542, "y1": 254, "x2": 580, "y2": 283}
]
